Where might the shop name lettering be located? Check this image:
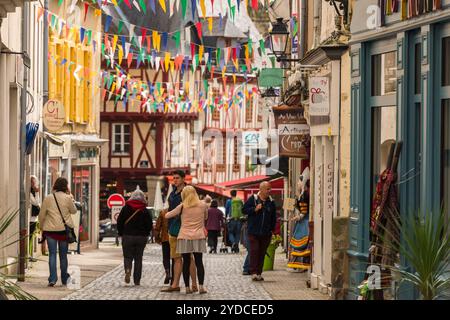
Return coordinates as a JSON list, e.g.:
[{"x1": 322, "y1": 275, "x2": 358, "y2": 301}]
[
  {"x1": 277, "y1": 113, "x2": 303, "y2": 121},
  {"x1": 279, "y1": 126, "x2": 309, "y2": 135},
  {"x1": 79, "y1": 148, "x2": 97, "y2": 159}
]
